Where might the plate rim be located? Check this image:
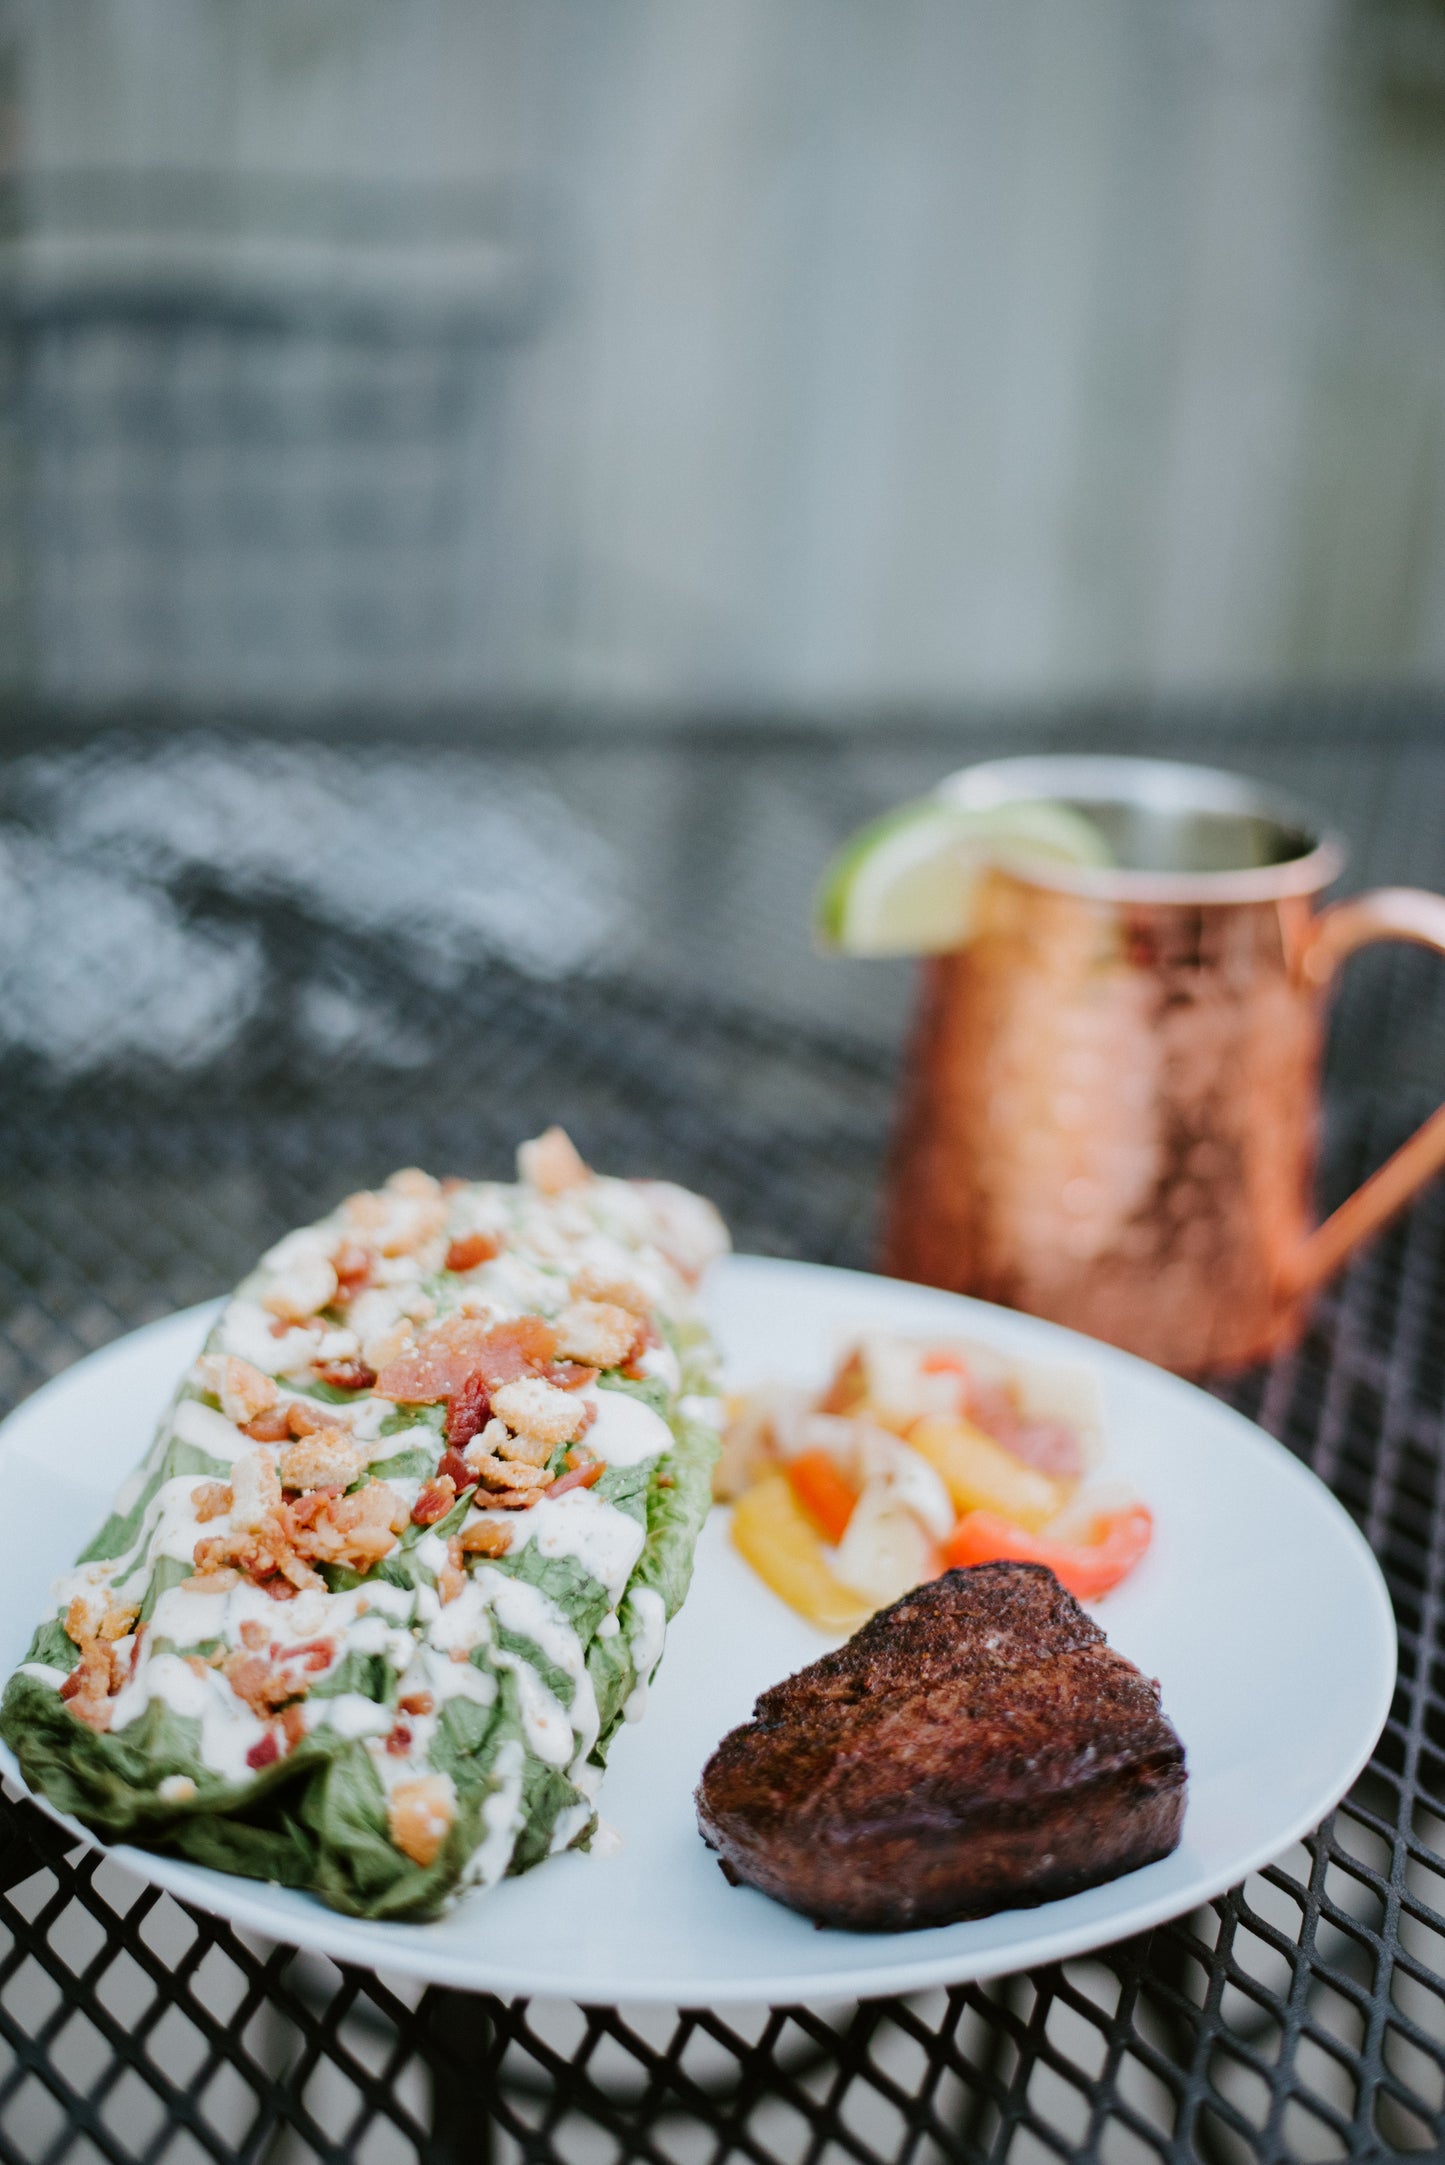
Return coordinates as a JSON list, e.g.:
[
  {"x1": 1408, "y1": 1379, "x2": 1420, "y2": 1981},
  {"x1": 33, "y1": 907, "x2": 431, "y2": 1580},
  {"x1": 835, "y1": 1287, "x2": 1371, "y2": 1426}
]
[{"x1": 0, "y1": 1260, "x2": 1398, "y2": 2006}]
